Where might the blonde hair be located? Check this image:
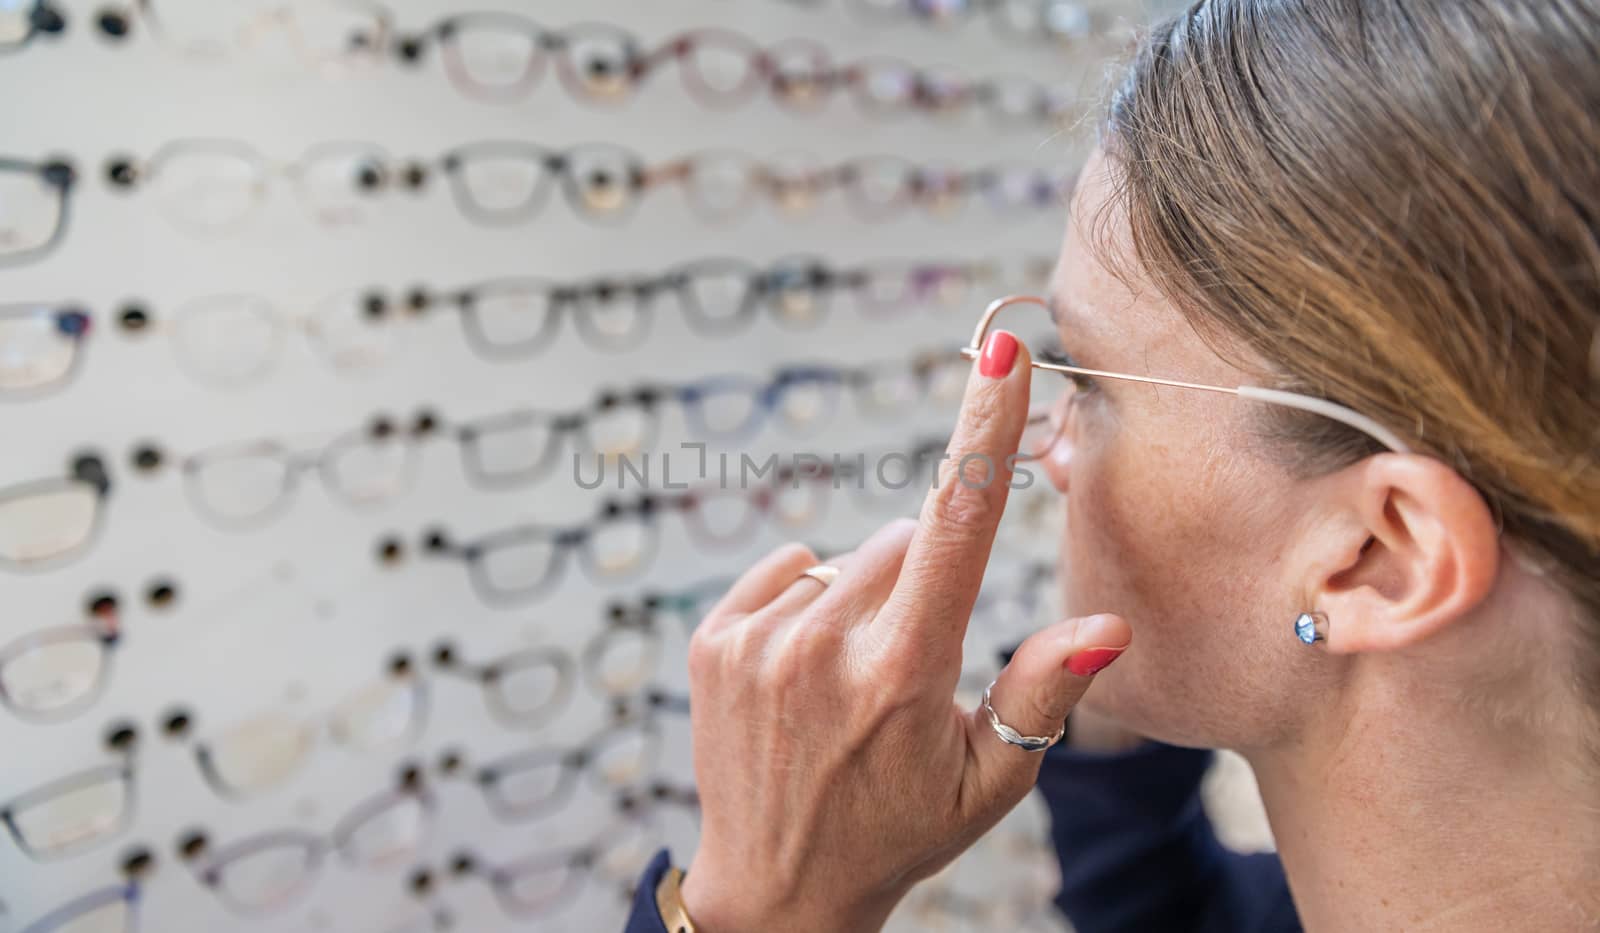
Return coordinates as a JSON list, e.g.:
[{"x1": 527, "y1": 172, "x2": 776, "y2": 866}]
[{"x1": 1103, "y1": 0, "x2": 1600, "y2": 721}]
